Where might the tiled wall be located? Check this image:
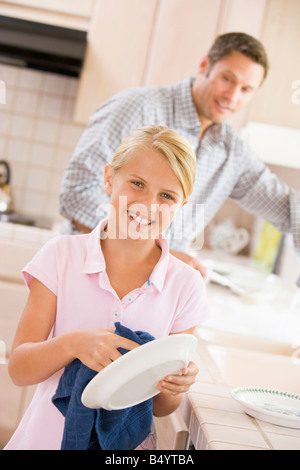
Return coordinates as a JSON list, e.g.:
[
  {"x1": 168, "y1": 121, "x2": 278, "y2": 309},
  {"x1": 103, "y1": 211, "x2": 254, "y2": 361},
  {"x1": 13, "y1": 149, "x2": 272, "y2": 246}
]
[{"x1": 0, "y1": 64, "x2": 85, "y2": 228}]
